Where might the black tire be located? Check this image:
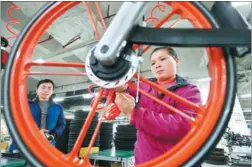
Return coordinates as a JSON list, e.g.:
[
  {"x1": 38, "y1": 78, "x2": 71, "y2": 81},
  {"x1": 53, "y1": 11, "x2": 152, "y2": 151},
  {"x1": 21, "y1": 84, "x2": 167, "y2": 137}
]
[
  {"x1": 205, "y1": 159, "x2": 227, "y2": 165},
  {"x1": 100, "y1": 129, "x2": 113, "y2": 133},
  {"x1": 74, "y1": 110, "x2": 98, "y2": 120},
  {"x1": 114, "y1": 134, "x2": 136, "y2": 139},
  {"x1": 101, "y1": 122, "x2": 113, "y2": 128},
  {"x1": 183, "y1": 2, "x2": 236, "y2": 166},
  {"x1": 100, "y1": 137, "x2": 113, "y2": 142},
  {"x1": 100, "y1": 143, "x2": 112, "y2": 147},
  {"x1": 99, "y1": 141, "x2": 112, "y2": 145},
  {"x1": 2, "y1": 2, "x2": 236, "y2": 167},
  {"x1": 97, "y1": 161, "x2": 111, "y2": 167},
  {"x1": 207, "y1": 155, "x2": 226, "y2": 161},
  {"x1": 69, "y1": 119, "x2": 98, "y2": 134},
  {"x1": 68, "y1": 135, "x2": 100, "y2": 142},
  {"x1": 68, "y1": 131, "x2": 98, "y2": 137},
  {"x1": 70, "y1": 119, "x2": 98, "y2": 125},
  {"x1": 1, "y1": 36, "x2": 9, "y2": 47},
  {"x1": 116, "y1": 125, "x2": 137, "y2": 132},
  {"x1": 114, "y1": 124, "x2": 137, "y2": 151},
  {"x1": 213, "y1": 148, "x2": 225, "y2": 153},
  {"x1": 210, "y1": 152, "x2": 225, "y2": 156}
]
